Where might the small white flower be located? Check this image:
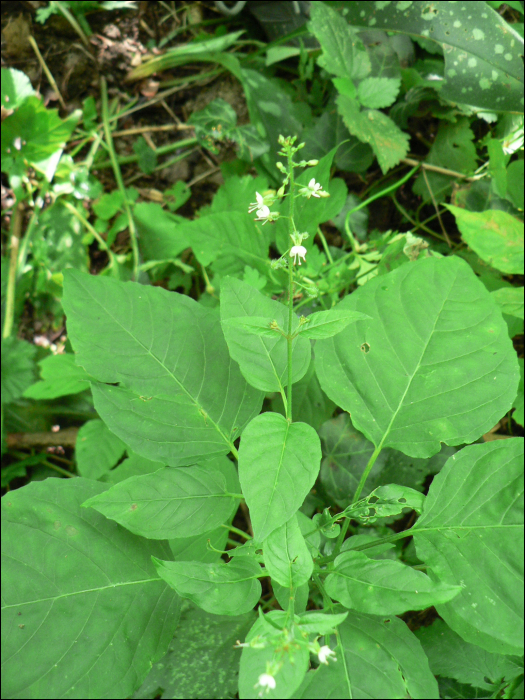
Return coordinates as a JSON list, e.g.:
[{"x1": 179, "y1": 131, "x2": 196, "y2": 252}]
[
  {"x1": 290, "y1": 245, "x2": 307, "y2": 265},
  {"x1": 255, "y1": 673, "x2": 276, "y2": 696},
  {"x1": 254, "y1": 204, "x2": 274, "y2": 224},
  {"x1": 299, "y1": 178, "x2": 323, "y2": 199},
  {"x1": 248, "y1": 192, "x2": 266, "y2": 214},
  {"x1": 318, "y1": 645, "x2": 337, "y2": 665}
]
